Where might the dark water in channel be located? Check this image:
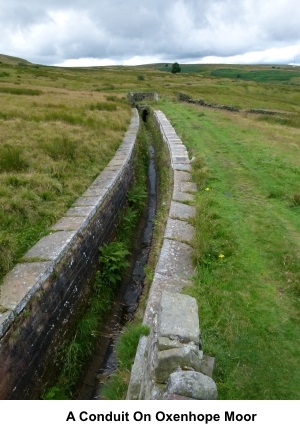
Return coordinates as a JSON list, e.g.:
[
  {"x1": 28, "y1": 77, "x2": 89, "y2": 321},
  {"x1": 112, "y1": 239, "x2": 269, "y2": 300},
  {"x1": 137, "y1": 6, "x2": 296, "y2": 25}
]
[{"x1": 76, "y1": 132, "x2": 157, "y2": 399}]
